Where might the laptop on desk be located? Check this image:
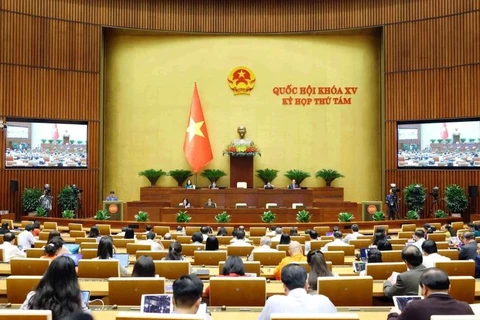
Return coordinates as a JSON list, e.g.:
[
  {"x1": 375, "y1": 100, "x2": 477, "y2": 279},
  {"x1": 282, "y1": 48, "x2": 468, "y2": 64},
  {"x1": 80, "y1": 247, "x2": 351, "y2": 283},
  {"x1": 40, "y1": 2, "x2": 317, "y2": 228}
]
[{"x1": 113, "y1": 253, "x2": 130, "y2": 268}]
